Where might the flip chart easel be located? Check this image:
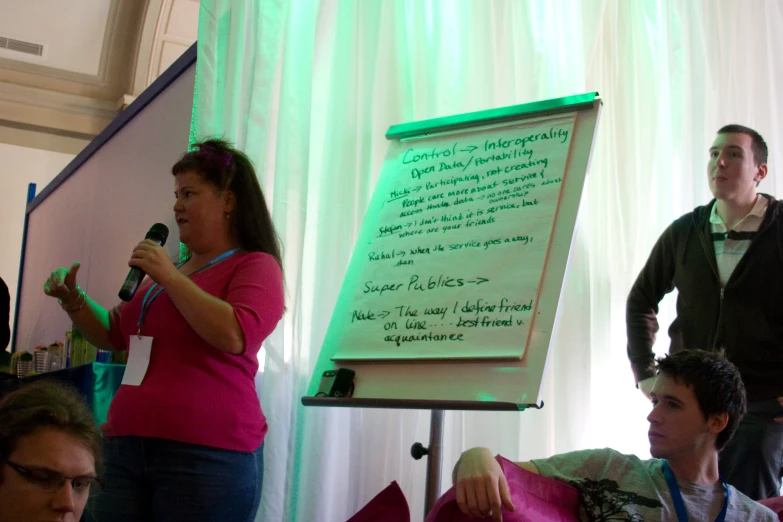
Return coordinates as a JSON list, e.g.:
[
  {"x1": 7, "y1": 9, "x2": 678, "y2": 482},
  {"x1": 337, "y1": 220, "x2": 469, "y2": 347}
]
[{"x1": 303, "y1": 93, "x2": 602, "y2": 517}]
